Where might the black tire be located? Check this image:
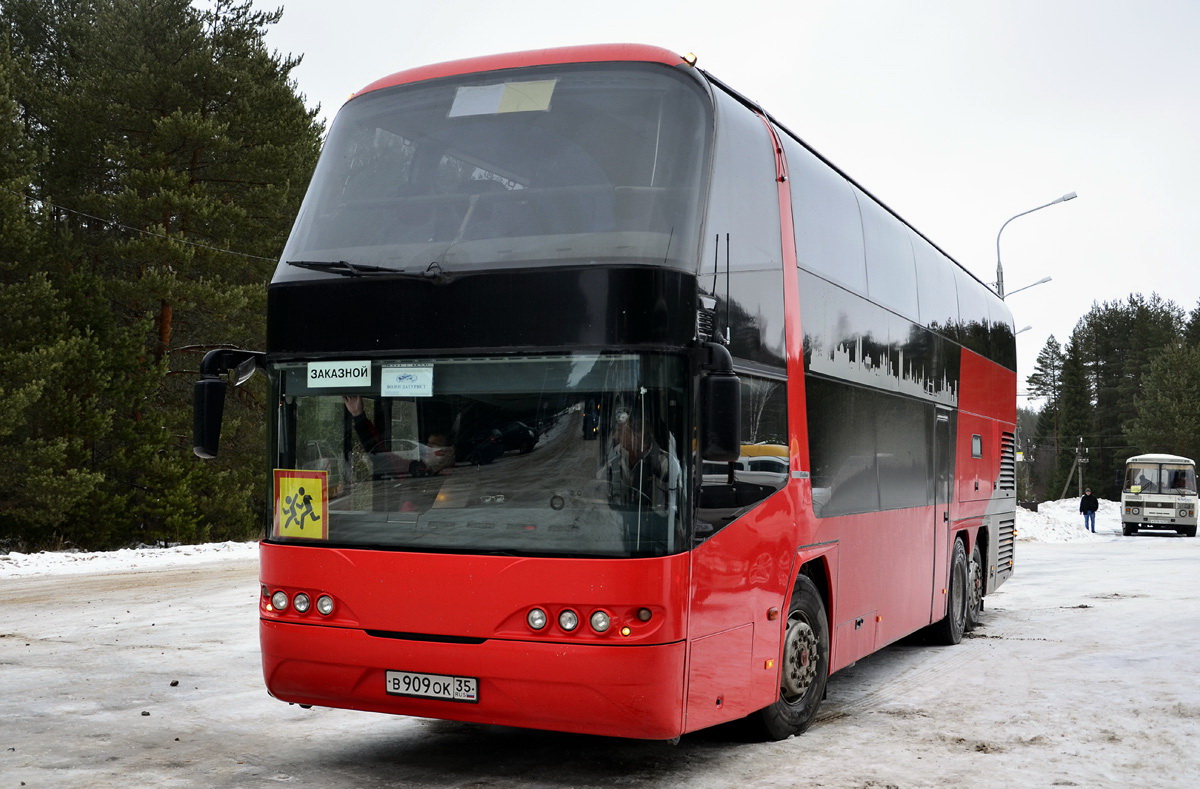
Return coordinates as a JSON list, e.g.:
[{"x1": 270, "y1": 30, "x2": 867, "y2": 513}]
[
  {"x1": 966, "y1": 542, "x2": 983, "y2": 632},
  {"x1": 1182, "y1": 525, "x2": 1197, "y2": 538},
  {"x1": 752, "y1": 574, "x2": 829, "y2": 741},
  {"x1": 1123, "y1": 523, "x2": 1136, "y2": 536},
  {"x1": 930, "y1": 538, "x2": 968, "y2": 646}
]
